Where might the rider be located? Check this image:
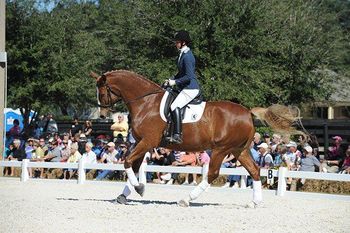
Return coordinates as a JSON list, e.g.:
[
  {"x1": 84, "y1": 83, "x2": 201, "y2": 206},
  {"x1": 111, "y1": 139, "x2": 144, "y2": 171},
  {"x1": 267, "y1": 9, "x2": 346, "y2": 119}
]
[{"x1": 165, "y1": 30, "x2": 200, "y2": 144}]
